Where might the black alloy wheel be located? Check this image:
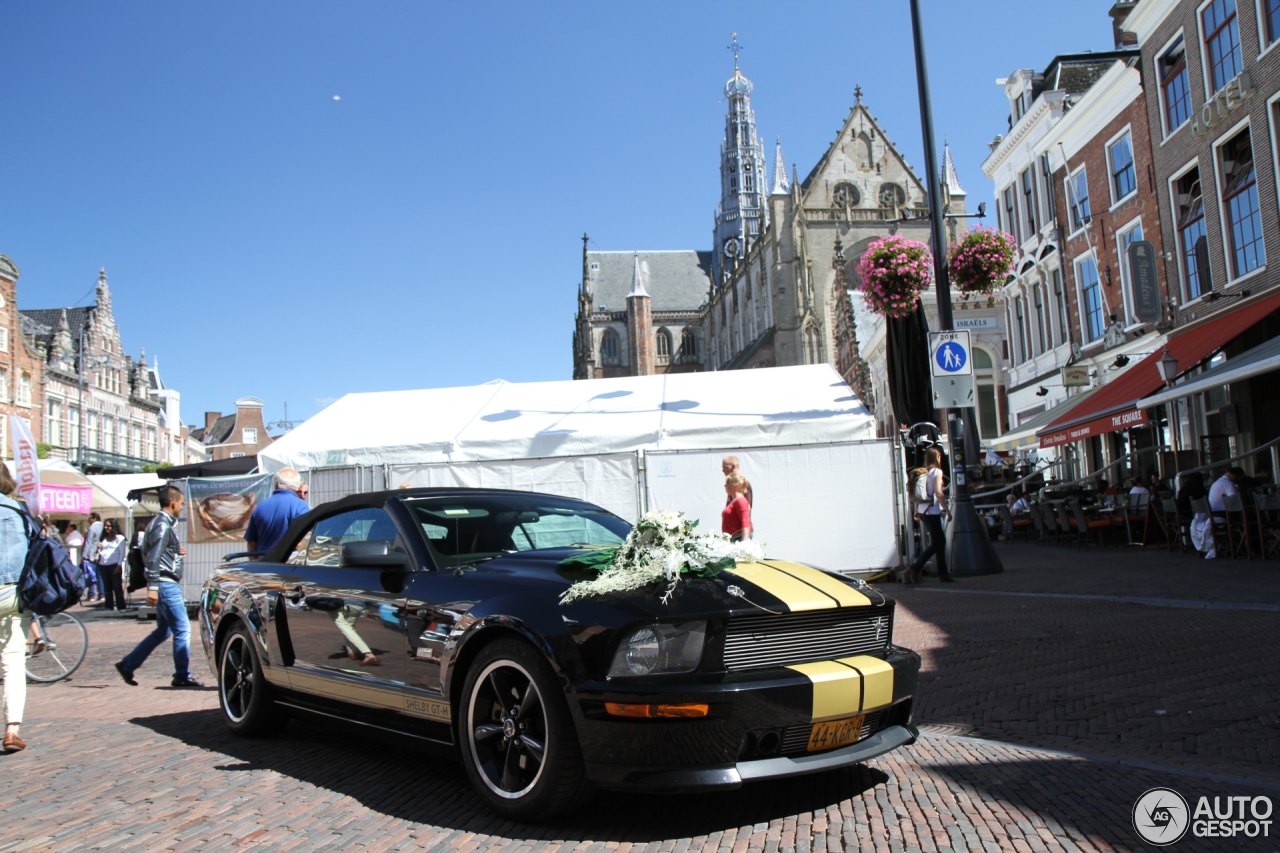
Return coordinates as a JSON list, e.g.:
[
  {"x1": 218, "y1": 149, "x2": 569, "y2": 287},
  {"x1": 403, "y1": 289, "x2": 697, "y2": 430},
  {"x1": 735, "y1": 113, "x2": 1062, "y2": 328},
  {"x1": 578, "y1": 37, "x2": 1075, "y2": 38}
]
[
  {"x1": 460, "y1": 639, "x2": 593, "y2": 819},
  {"x1": 219, "y1": 623, "x2": 287, "y2": 737}
]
